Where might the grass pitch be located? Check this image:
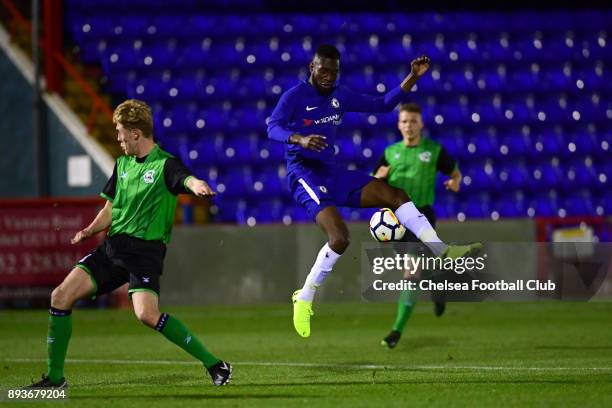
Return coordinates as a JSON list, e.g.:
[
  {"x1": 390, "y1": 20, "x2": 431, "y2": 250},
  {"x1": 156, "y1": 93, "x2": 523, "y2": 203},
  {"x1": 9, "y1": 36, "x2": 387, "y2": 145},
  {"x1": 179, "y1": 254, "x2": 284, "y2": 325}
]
[{"x1": 1, "y1": 301, "x2": 611, "y2": 407}]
